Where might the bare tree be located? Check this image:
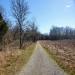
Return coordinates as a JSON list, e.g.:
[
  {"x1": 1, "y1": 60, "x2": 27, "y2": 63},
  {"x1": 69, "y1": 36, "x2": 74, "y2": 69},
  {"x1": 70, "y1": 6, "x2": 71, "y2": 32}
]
[
  {"x1": 22, "y1": 21, "x2": 39, "y2": 42},
  {"x1": 11, "y1": 0, "x2": 28, "y2": 49}
]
